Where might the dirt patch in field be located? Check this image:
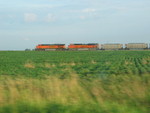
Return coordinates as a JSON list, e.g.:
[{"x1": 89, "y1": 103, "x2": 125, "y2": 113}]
[
  {"x1": 142, "y1": 58, "x2": 149, "y2": 64},
  {"x1": 105, "y1": 62, "x2": 111, "y2": 65},
  {"x1": 60, "y1": 62, "x2": 76, "y2": 66},
  {"x1": 91, "y1": 60, "x2": 97, "y2": 64},
  {"x1": 142, "y1": 60, "x2": 148, "y2": 64},
  {"x1": 45, "y1": 63, "x2": 55, "y2": 68},
  {"x1": 24, "y1": 62, "x2": 35, "y2": 68},
  {"x1": 125, "y1": 61, "x2": 133, "y2": 65}
]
